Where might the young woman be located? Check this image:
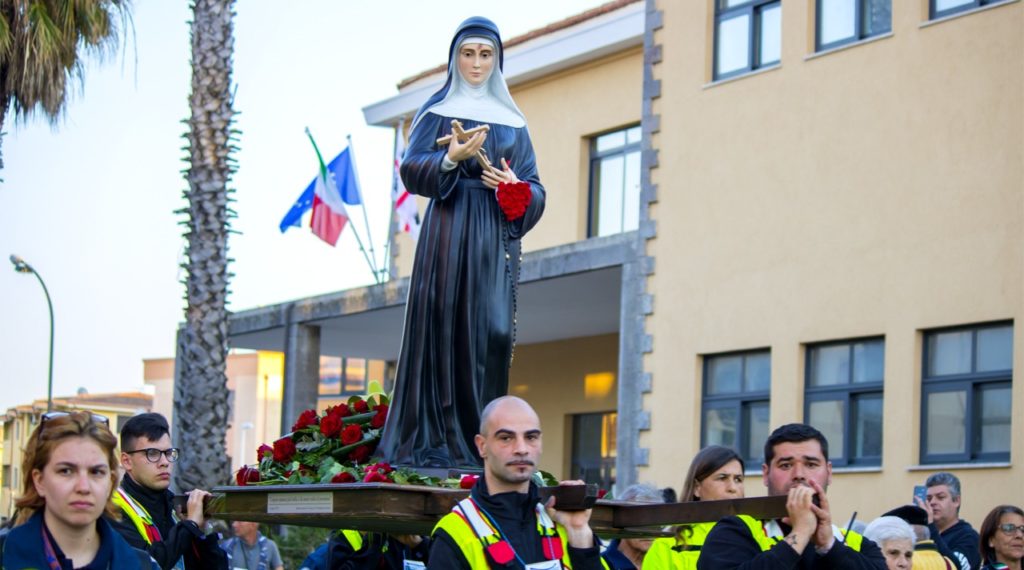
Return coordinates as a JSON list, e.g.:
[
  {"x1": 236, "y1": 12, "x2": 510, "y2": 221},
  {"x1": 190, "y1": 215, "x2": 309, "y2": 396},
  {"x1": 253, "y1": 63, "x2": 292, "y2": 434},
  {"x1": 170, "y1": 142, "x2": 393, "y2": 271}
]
[
  {"x1": 378, "y1": 16, "x2": 545, "y2": 469},
  {"x1": 979, "y1": 505, "x2": 1024, "y2": 570},
  {"x1": 642, "y1": 446, "x2": 745, "y2": 569},
  {"x1": 862, "y1": 516, "x2": 915, "y2": 570},
  {"x1": 1, "y1": 411, "x2": 156, "y2": 569}
]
